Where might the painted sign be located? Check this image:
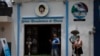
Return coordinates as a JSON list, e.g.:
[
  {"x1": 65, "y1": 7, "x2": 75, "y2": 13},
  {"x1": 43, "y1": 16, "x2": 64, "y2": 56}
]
[
  {"x1": 21, "y1": 17, "x2": 63, "y2": 23},
  {"x1": 71, "y1": 2, "x2": 88, "y2": 21},
  {"x1": 0, "y1": 38, "x2": 11, "y2": 56},
  {"x1": 35, "y1": 2, "x2": 49, "y2": 17}
]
